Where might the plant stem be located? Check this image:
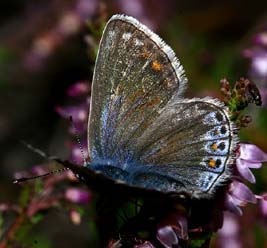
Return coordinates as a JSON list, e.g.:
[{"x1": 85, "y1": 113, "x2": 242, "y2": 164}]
[{"x1": 0, "y1": 214, "x2": 24, "y2": 248}]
